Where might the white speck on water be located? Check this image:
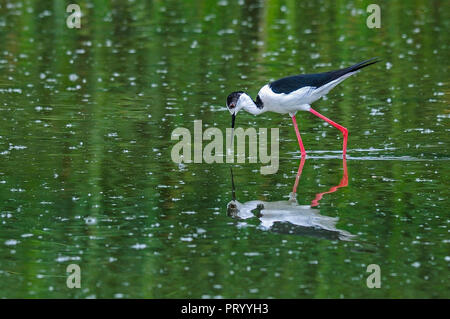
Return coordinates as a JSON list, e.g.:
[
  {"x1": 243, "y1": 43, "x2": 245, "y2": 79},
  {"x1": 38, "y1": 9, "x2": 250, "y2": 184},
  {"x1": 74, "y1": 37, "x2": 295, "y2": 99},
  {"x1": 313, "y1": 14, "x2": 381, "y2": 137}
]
[
  {"x1": 131, "y1": 243, "x2": 147, "y2": 250},
  {"x1": 10, "y1": 188, "x2": 25, "y2": 192},
  {"x1": 244, "y1": 252, "x2": 260, "y2": 257},
  {"x1": 85, "y1": 217, "x2": 97, "y2": 225},
  {"x1": 55, "y1": 256, "x2": 81, "y2": 262},
  {"x1": 217, "y1": 28, "x2": 234, "y2": 35},
  {"x1": 370, "y1": 108, "x2": 384, "y2": 116},
  {"x1": 69, "y1": 74, "x2": 78, "y2": 81},
  {"x1": 9, "y1": 144, "x2": 27, "y2": 150},
  {"x1": 5, "y1": 239, "x2": 19, "y2": 246},
  {"x1": 196, "y1": 228, "x2": 206, "y2": 234},
  {"x1": 411, "y1": 262, "x2": 421, "y2": 268}
]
